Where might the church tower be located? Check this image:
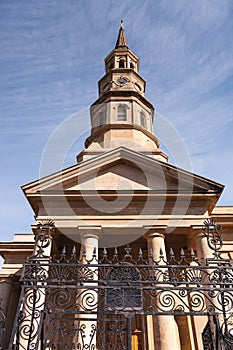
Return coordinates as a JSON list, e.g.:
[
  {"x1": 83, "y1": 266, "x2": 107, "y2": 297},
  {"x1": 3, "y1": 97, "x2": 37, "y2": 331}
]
[
  {"x1": 0, "y1": 22, "x2": 232, "y2": 350},
  {"x1": 78, "y1": 21, "x2": 167, "y2": 162}
]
